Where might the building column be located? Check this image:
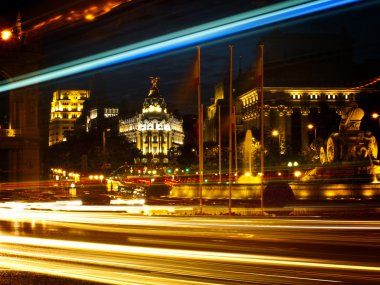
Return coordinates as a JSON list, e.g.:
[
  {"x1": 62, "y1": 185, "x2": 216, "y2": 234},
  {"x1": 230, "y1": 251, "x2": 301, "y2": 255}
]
[
  {"x1": 277, "y1": 105, "x2": 287, "y2": 155},
  {"x1": 148, "y1": 132, "x2": 152, "y2": 153},
  {"x1": 285, "y1": 108, "x2": 293, "y2": 155},
  {"x1": 300, "y1": 108, "x2": 310, "y2": 151},
  {"x1": 264, "y1": 105, "x2": 271, "y2": 131},
  {"x1": 136, "y1": 132, "x2": 141, "y2": 149},
  {"x1": 168, "y1": 132, "x2": 172, "y2": 149}
]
